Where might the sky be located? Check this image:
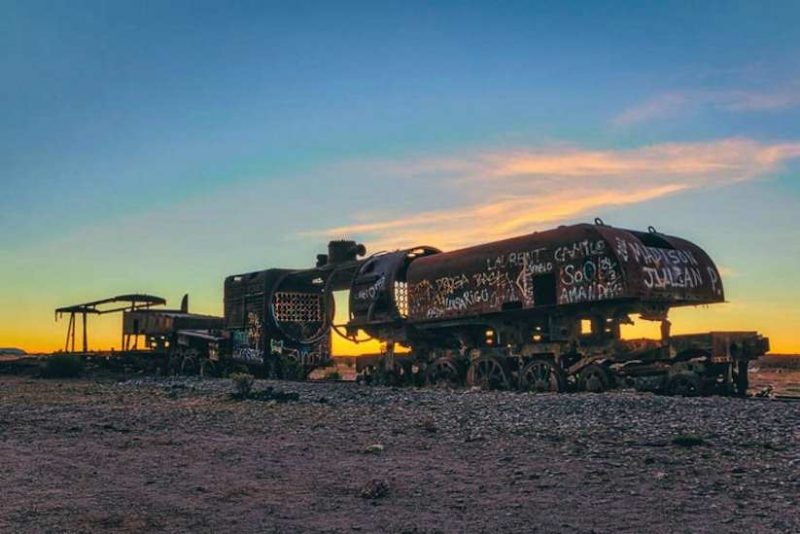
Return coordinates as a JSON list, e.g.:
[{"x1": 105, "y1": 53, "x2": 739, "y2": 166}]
[{"x1": 1, "y1": 0, "x2": 799, "y2": 354}]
